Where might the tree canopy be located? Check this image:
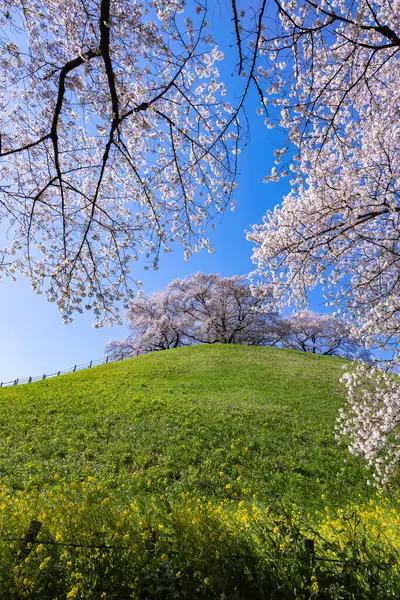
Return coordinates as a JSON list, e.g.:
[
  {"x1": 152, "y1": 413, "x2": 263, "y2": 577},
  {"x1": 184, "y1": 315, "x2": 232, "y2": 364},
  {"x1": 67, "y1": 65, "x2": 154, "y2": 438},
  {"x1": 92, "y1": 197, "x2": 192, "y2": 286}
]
[
  {"x1": 267, "y1": 310, "x2": 370, "y2": 360},
  {"x1": 105, "y1": 272, "x2": 277, "y2": 358},
  {"x1": 106, "y1": 274, "x2": 369, "y2": 364},
  {"x1": 0, "y1": 0, "x2": 239, "y2": 325}
]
